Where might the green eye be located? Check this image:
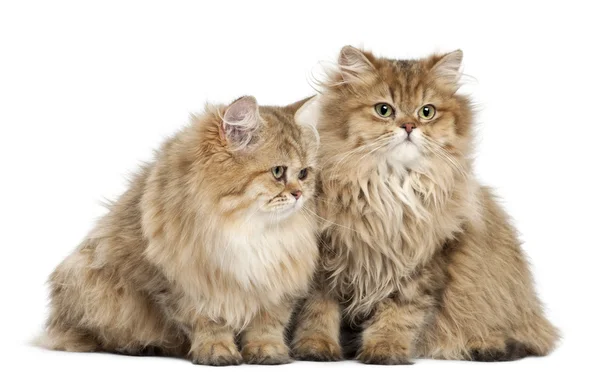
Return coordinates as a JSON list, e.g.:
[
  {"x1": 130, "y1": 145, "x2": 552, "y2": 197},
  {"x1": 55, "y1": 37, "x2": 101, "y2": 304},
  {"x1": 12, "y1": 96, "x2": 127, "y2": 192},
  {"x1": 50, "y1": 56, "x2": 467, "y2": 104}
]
[
  {"x1": 418, "y1": 104, "x2": 436, "y2": 120},
  {"x1": 298, "y1": 168, "x2": 308, "y2": 180},
  {"x1": 271, "y1": 166, "x2": 285, "y2": 180},
  {"x1": 375, "y1": 103, "x2": 394, "y2": 118}
]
